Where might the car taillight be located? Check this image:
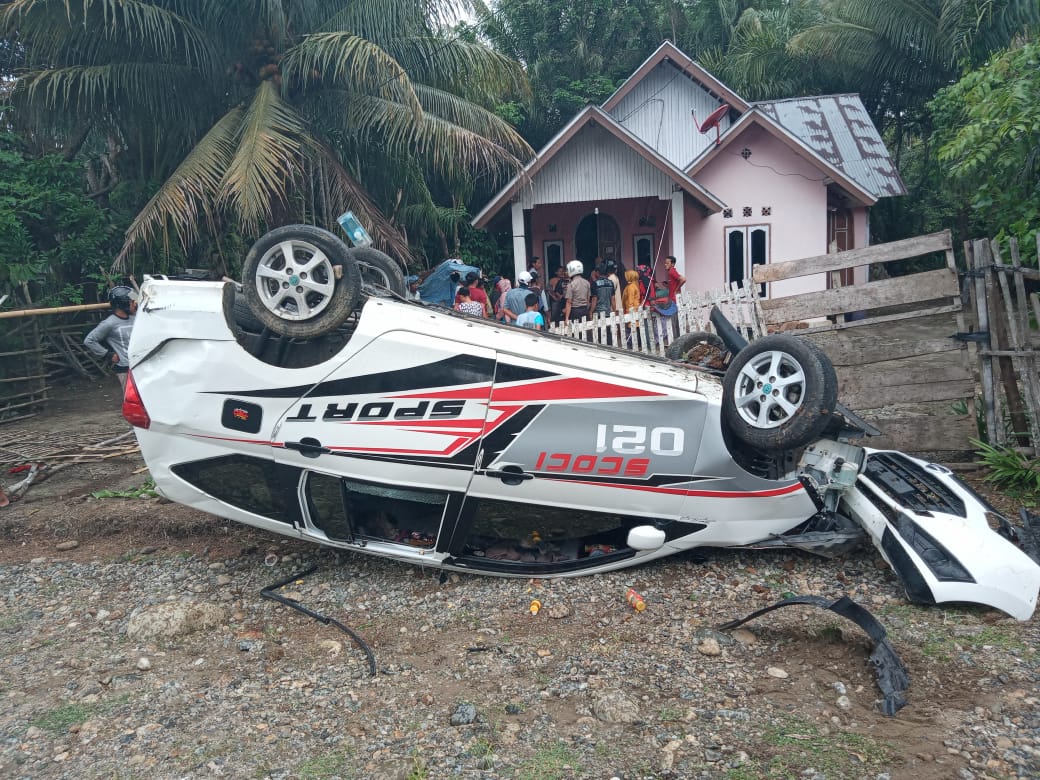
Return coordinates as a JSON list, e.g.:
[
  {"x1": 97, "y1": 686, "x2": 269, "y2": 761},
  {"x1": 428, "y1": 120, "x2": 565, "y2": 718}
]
[{"x1": 122, "y1": 370, "x2": 151, "y2": 429}]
